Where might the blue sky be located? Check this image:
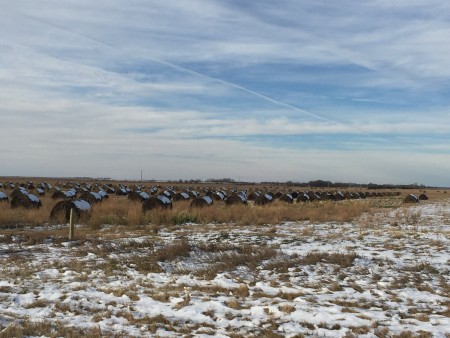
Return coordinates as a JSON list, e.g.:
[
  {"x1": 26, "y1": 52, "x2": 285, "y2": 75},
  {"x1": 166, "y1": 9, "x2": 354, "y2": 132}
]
[{"x1": 1, "y1": 0, "x2": 450, "y2": 185}]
